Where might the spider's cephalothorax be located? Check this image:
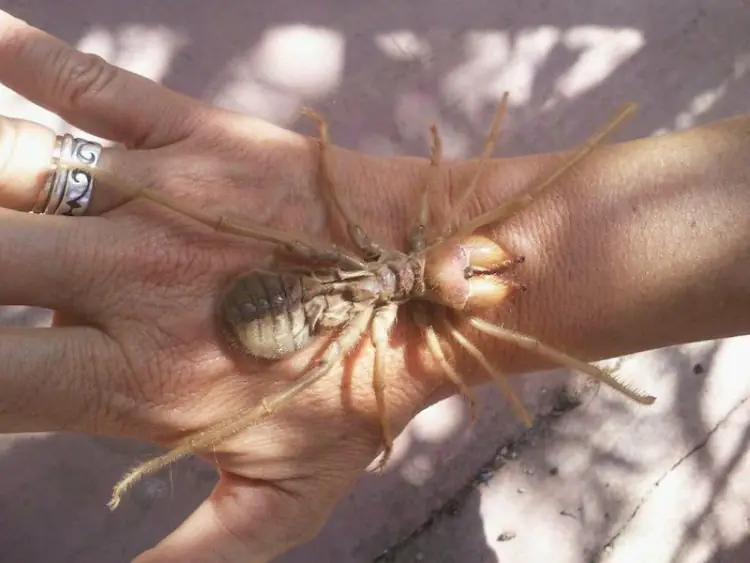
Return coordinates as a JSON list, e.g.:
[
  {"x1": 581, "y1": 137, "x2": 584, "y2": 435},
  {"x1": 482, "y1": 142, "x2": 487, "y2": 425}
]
[
  {"x1": 420, "y1": 234, "x2": 520, "y2": 311},
  {"x1": 218, "y1": 230, "x2": 518, "y2": 362},
  {"x1": 218, "y1": 251, "x2": 424, "y2": 361}
]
